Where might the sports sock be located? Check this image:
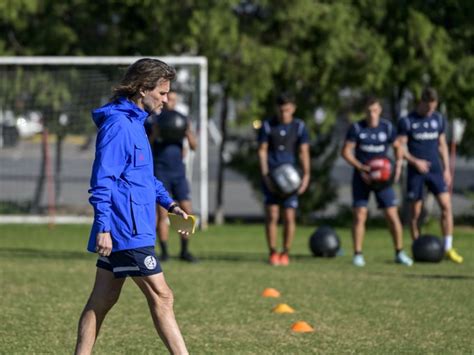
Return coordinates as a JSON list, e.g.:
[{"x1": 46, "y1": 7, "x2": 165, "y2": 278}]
[
  {"x1": 354, "y1": 251, "x2": 362, "y2": 255},
  {"x1": 269, "y1": 247, "x2": 277, "y2": 255},
  {"x1": 159, "y1": 240, "x2": 168, "y2": 256},
  {"x1": 395, "y1": 249, "x2": 402, "y2": 256},
  {"x1": 180, "y1": 237, "x2": 189, "y2": 255},
  {"x1": 444, "y1": 235, "x2": 453, "y2": 250}
]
